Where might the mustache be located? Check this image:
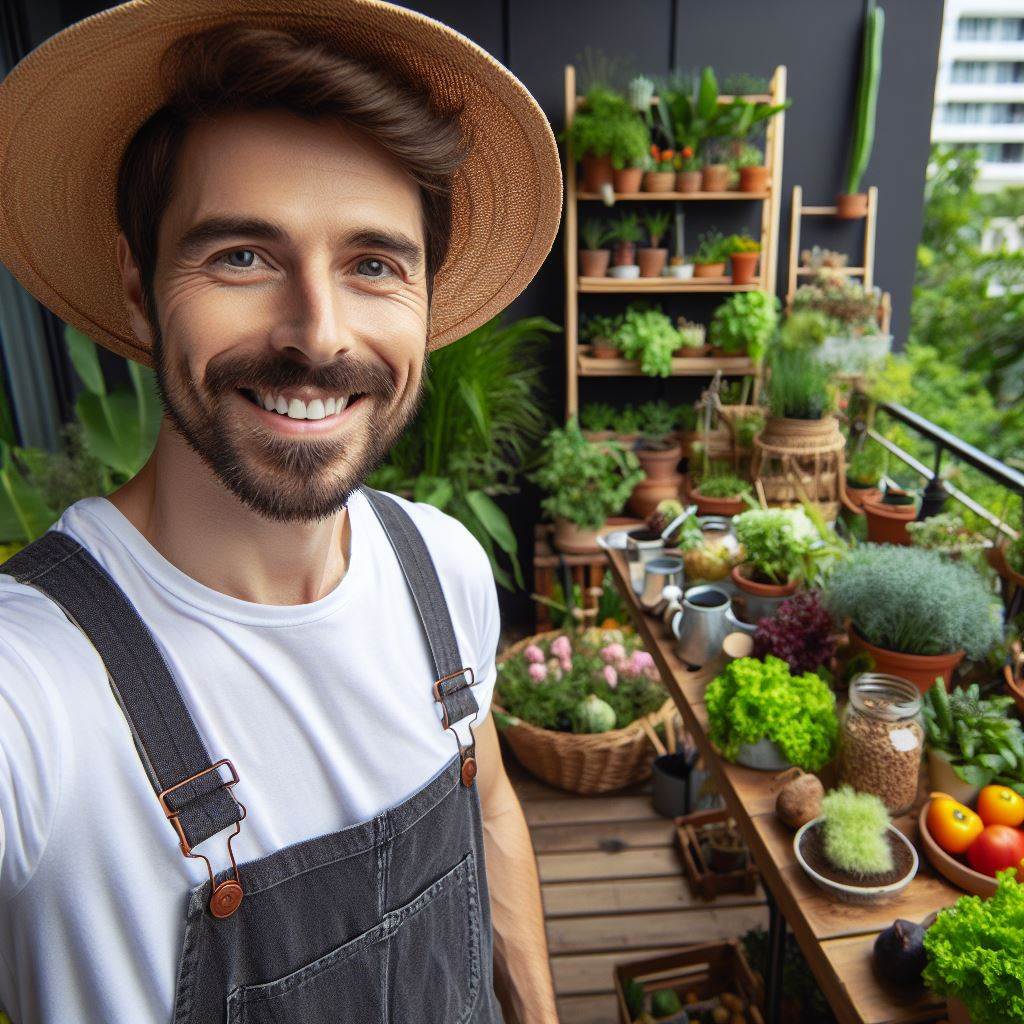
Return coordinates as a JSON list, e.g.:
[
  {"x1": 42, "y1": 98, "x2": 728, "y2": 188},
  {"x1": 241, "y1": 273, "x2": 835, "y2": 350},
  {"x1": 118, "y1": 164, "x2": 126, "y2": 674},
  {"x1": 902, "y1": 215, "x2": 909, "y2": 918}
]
[{"x1": 203, "y1": 352, "x2": 399, "y2": 399}]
